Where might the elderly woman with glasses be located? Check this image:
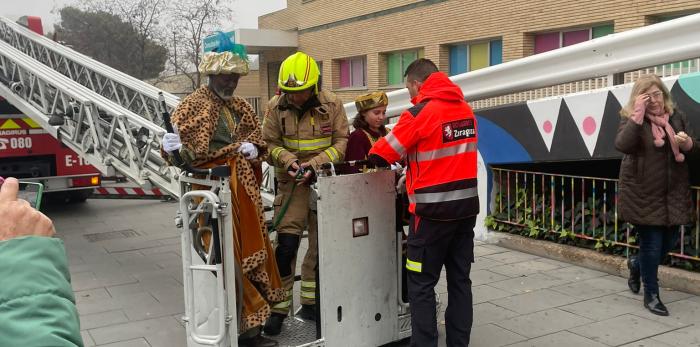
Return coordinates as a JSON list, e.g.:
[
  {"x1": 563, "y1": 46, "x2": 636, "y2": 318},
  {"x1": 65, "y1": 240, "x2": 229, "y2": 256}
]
[{"x1": 616, "y1": 73, "x2": 699, "y2": 316}]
